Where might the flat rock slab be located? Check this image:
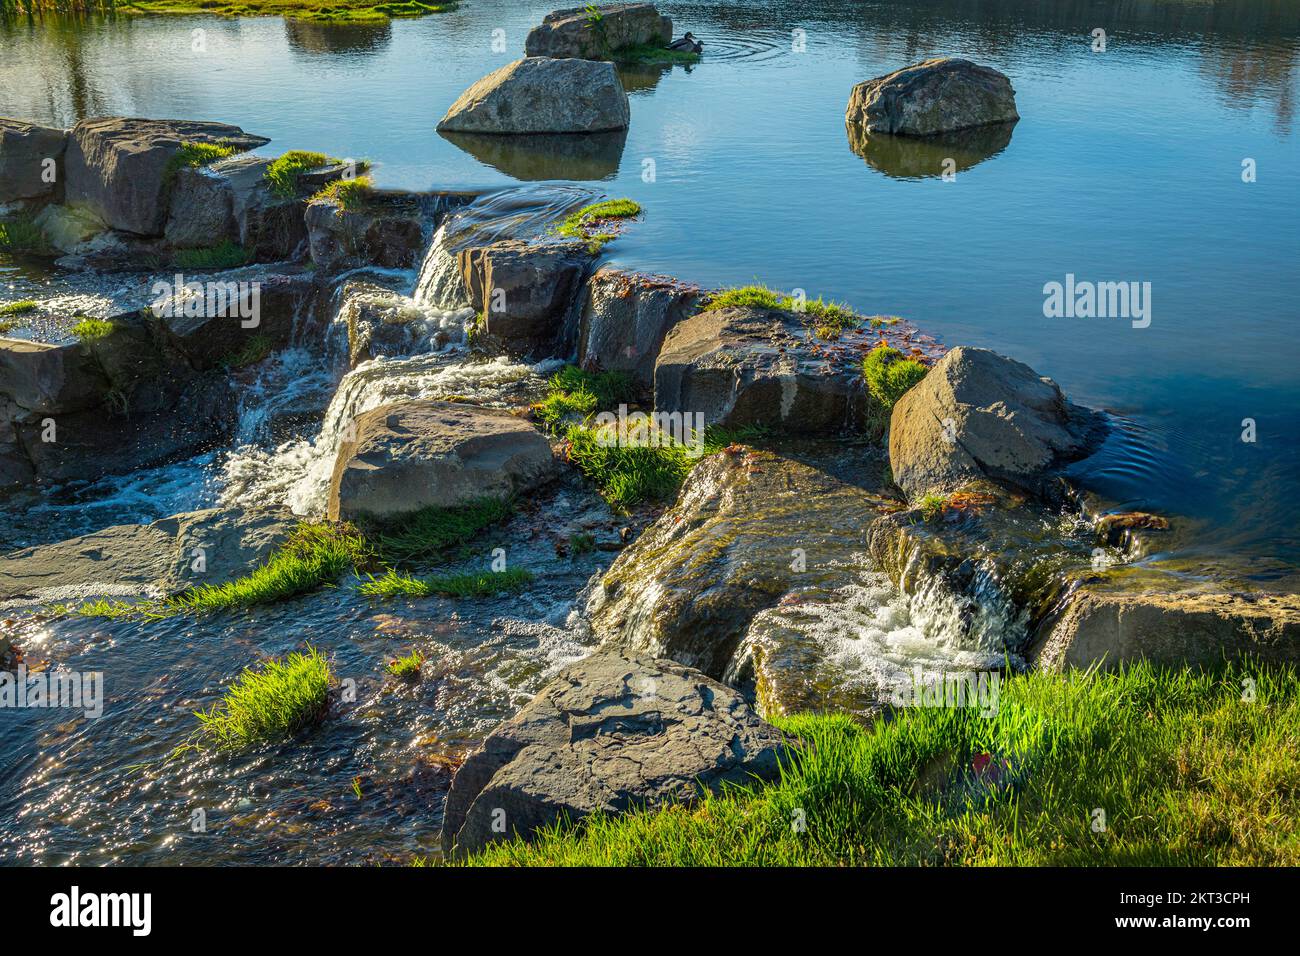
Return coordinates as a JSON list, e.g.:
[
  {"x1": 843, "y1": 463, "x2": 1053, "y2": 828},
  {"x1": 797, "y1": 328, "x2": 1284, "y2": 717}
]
[
  {"x1": 525, "y1": 3, "x2": 672, "y2": 59},
  {"x1": 846, "y1": 57, "x2": 1019, "y2": 136},
  {"x1": 328, "y1": 399, "x2": 557, "y2": 522},
  {"x1": 64, "y1": 117, "x2": 269, "y2": 236},
  {"x1": 889, "y1": 346, "x2": 1102, "y2": 501},
  {"x1": 440, "y1": 650, "x2": 787, "y2": 856},
  {"x1": 0, "y1": 508, "x2": 296, "y2": 606},
  {"x1": 437, "y1": 58, "x2": 630, "y2": 134}
]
